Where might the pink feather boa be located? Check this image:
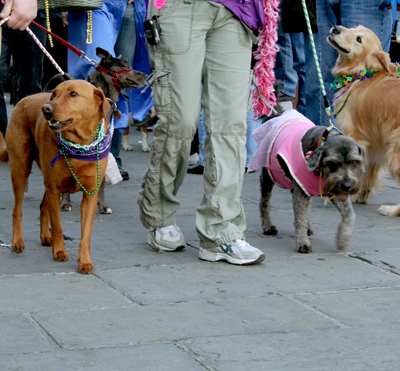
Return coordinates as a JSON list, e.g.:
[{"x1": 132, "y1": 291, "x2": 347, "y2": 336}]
[{"x1": 252, "y1": 0, "x2": 280, "y2": 119}]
